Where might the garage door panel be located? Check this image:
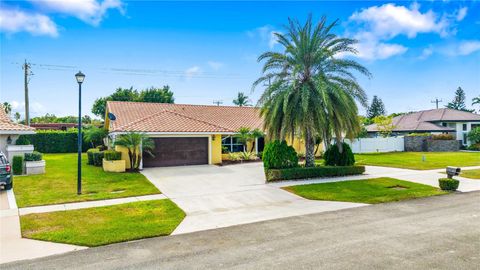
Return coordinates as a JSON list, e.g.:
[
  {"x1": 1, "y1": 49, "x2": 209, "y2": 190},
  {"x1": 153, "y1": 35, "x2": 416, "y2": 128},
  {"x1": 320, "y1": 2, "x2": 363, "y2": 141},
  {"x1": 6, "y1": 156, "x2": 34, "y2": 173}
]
[{"x1": 143, "y1": 137, "x2": 208, "y2": 167}]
